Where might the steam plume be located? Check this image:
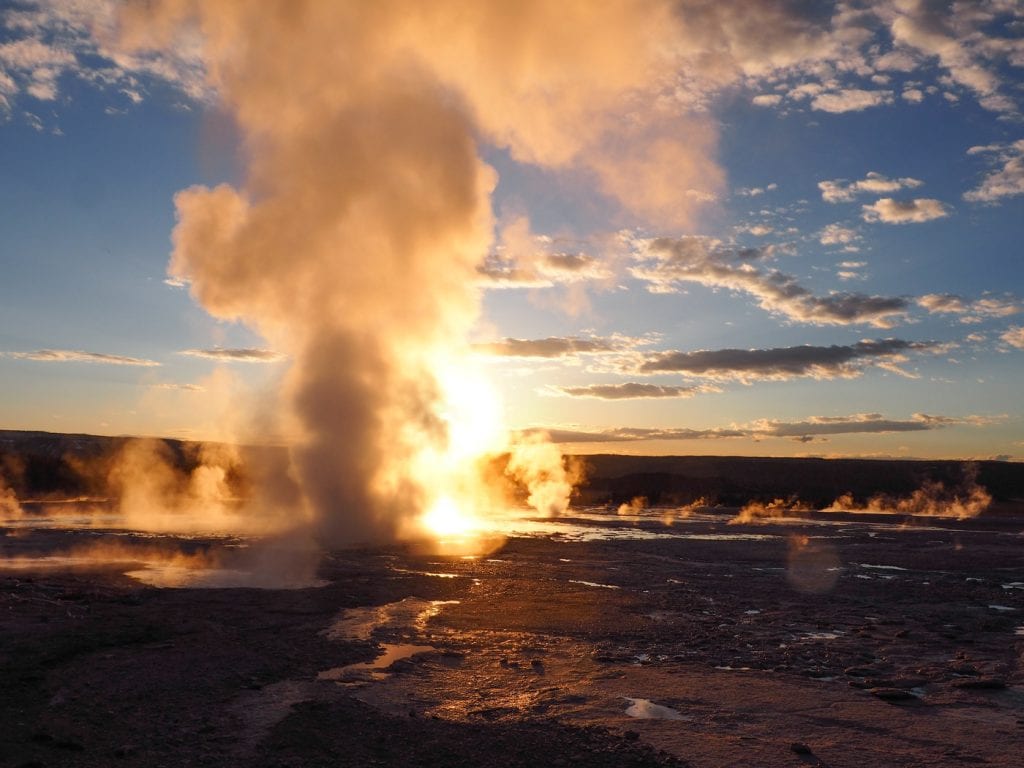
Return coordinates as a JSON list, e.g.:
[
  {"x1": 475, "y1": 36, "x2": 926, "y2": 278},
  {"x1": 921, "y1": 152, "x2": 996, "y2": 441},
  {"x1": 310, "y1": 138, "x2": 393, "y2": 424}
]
[
  {"x1": 825, "y1": 466, "x2": 991, "y2": 519},
  {"x1": 115, "y1": 1, "x2": 719, "y2": 545}
]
